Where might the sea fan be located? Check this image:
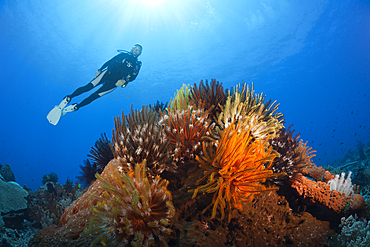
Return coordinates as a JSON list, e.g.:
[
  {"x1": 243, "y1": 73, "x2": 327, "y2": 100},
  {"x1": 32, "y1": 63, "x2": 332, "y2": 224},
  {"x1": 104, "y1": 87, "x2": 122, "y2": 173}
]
[{"x1": 88, "y1": 160, "x2": 175, "y2": 247}]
